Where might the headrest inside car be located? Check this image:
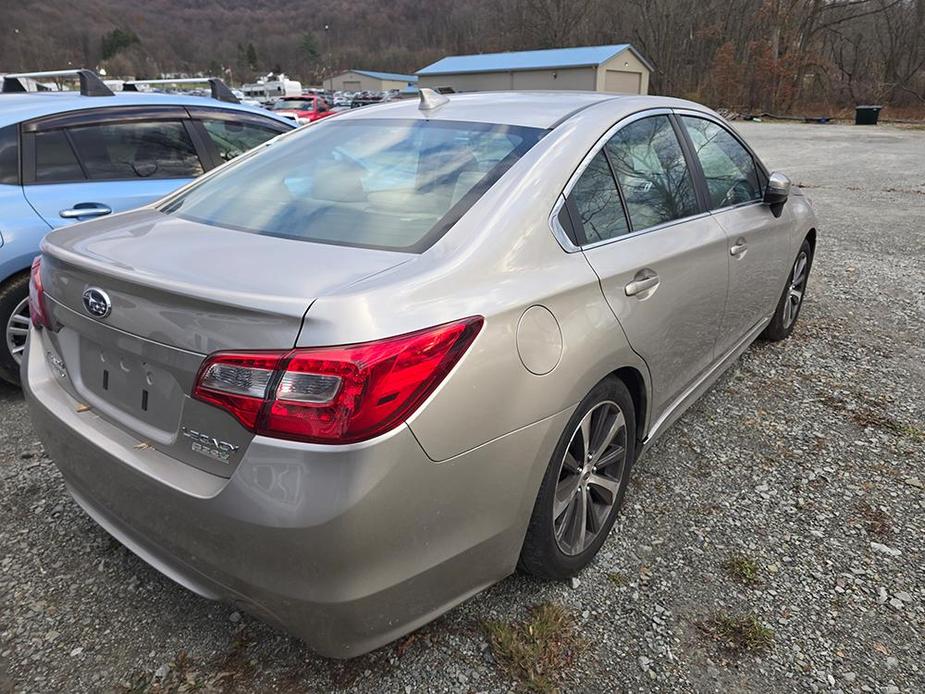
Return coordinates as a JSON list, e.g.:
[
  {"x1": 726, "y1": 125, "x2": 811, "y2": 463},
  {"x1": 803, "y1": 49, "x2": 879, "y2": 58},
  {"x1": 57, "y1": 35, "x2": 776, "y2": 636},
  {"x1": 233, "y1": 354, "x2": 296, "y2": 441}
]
[{"x1": 310, "y1": 159, "x2": 368, "y2": 203}]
